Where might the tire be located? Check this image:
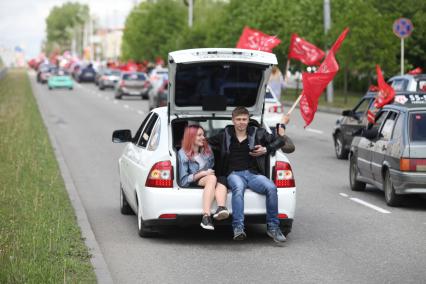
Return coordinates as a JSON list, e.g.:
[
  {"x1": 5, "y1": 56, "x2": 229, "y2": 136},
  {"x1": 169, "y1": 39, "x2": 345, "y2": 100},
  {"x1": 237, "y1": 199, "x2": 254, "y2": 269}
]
[
  {"x1": 335, "y1": 132, "x2": 349, "y2": 159},
  {"x1": 120, "y1": 186, "x2": 134, "y2": 215},
  {"x1": 48, "y1": 87, "x2": 52, "y2": 90},
  {"x1": 115, "y1": 94, "x2": 122, "y2": 100},
  {"x1": 137, "y1": 201, "x2": 157, "y2": 238},
  {"x1": 384, "y1": 170, "x2": 403, "y2": 207},
  {"x1": 349, "y1": 155, "x2": 366, "y2": 191}
]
